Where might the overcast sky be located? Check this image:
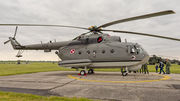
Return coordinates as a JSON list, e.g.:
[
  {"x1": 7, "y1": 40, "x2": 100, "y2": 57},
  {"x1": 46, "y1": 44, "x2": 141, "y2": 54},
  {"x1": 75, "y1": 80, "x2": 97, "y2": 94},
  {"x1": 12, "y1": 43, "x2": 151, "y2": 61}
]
[{"x1": 0, "y1": 0, "x2": 180, "y2": 61}]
